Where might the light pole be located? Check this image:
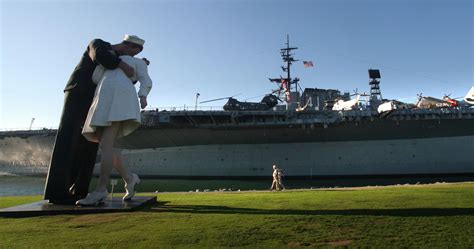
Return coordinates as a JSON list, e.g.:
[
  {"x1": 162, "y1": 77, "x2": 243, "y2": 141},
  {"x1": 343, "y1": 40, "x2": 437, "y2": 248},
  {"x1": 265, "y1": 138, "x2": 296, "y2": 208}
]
[
  {"x1": 195, "y1": 93, "x2": 200, "y2": 111},
  {"x1": 29, "y1": 118, "x2": 35, "y2": 130}
]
